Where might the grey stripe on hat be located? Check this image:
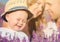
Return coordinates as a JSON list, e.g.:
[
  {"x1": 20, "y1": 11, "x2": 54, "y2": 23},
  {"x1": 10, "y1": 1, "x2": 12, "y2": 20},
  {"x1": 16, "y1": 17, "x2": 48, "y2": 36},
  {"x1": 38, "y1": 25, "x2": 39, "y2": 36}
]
[{"x1": 9, "y1": 6, "x2": 28, "y2": 11}]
